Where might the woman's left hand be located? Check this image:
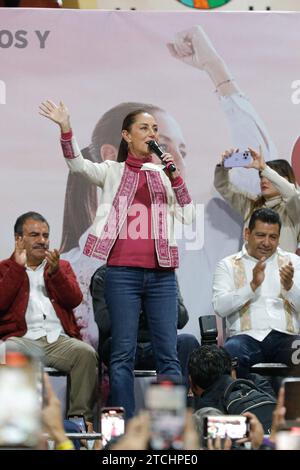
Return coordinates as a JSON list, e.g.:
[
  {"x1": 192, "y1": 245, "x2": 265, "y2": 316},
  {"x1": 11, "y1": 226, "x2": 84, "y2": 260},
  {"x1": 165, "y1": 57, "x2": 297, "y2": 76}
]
[
  {"x1": 39, "y1": 100, "x2": 71, "y2": 133},
  {"x1": 161, "y1": 153, "x2": 181, "y2": 179}
]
